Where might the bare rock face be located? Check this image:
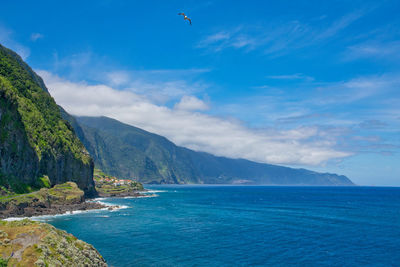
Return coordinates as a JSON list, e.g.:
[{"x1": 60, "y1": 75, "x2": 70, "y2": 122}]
[
  {"x1": 0, "y1": 219, "x2": 107, "y2": 266},
  {"x1": 0, "y1": 44, "x2": 96, "y2": 196},
  {"x1": 38, "y1": 151, "x2": 96, "y2": 196}
]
